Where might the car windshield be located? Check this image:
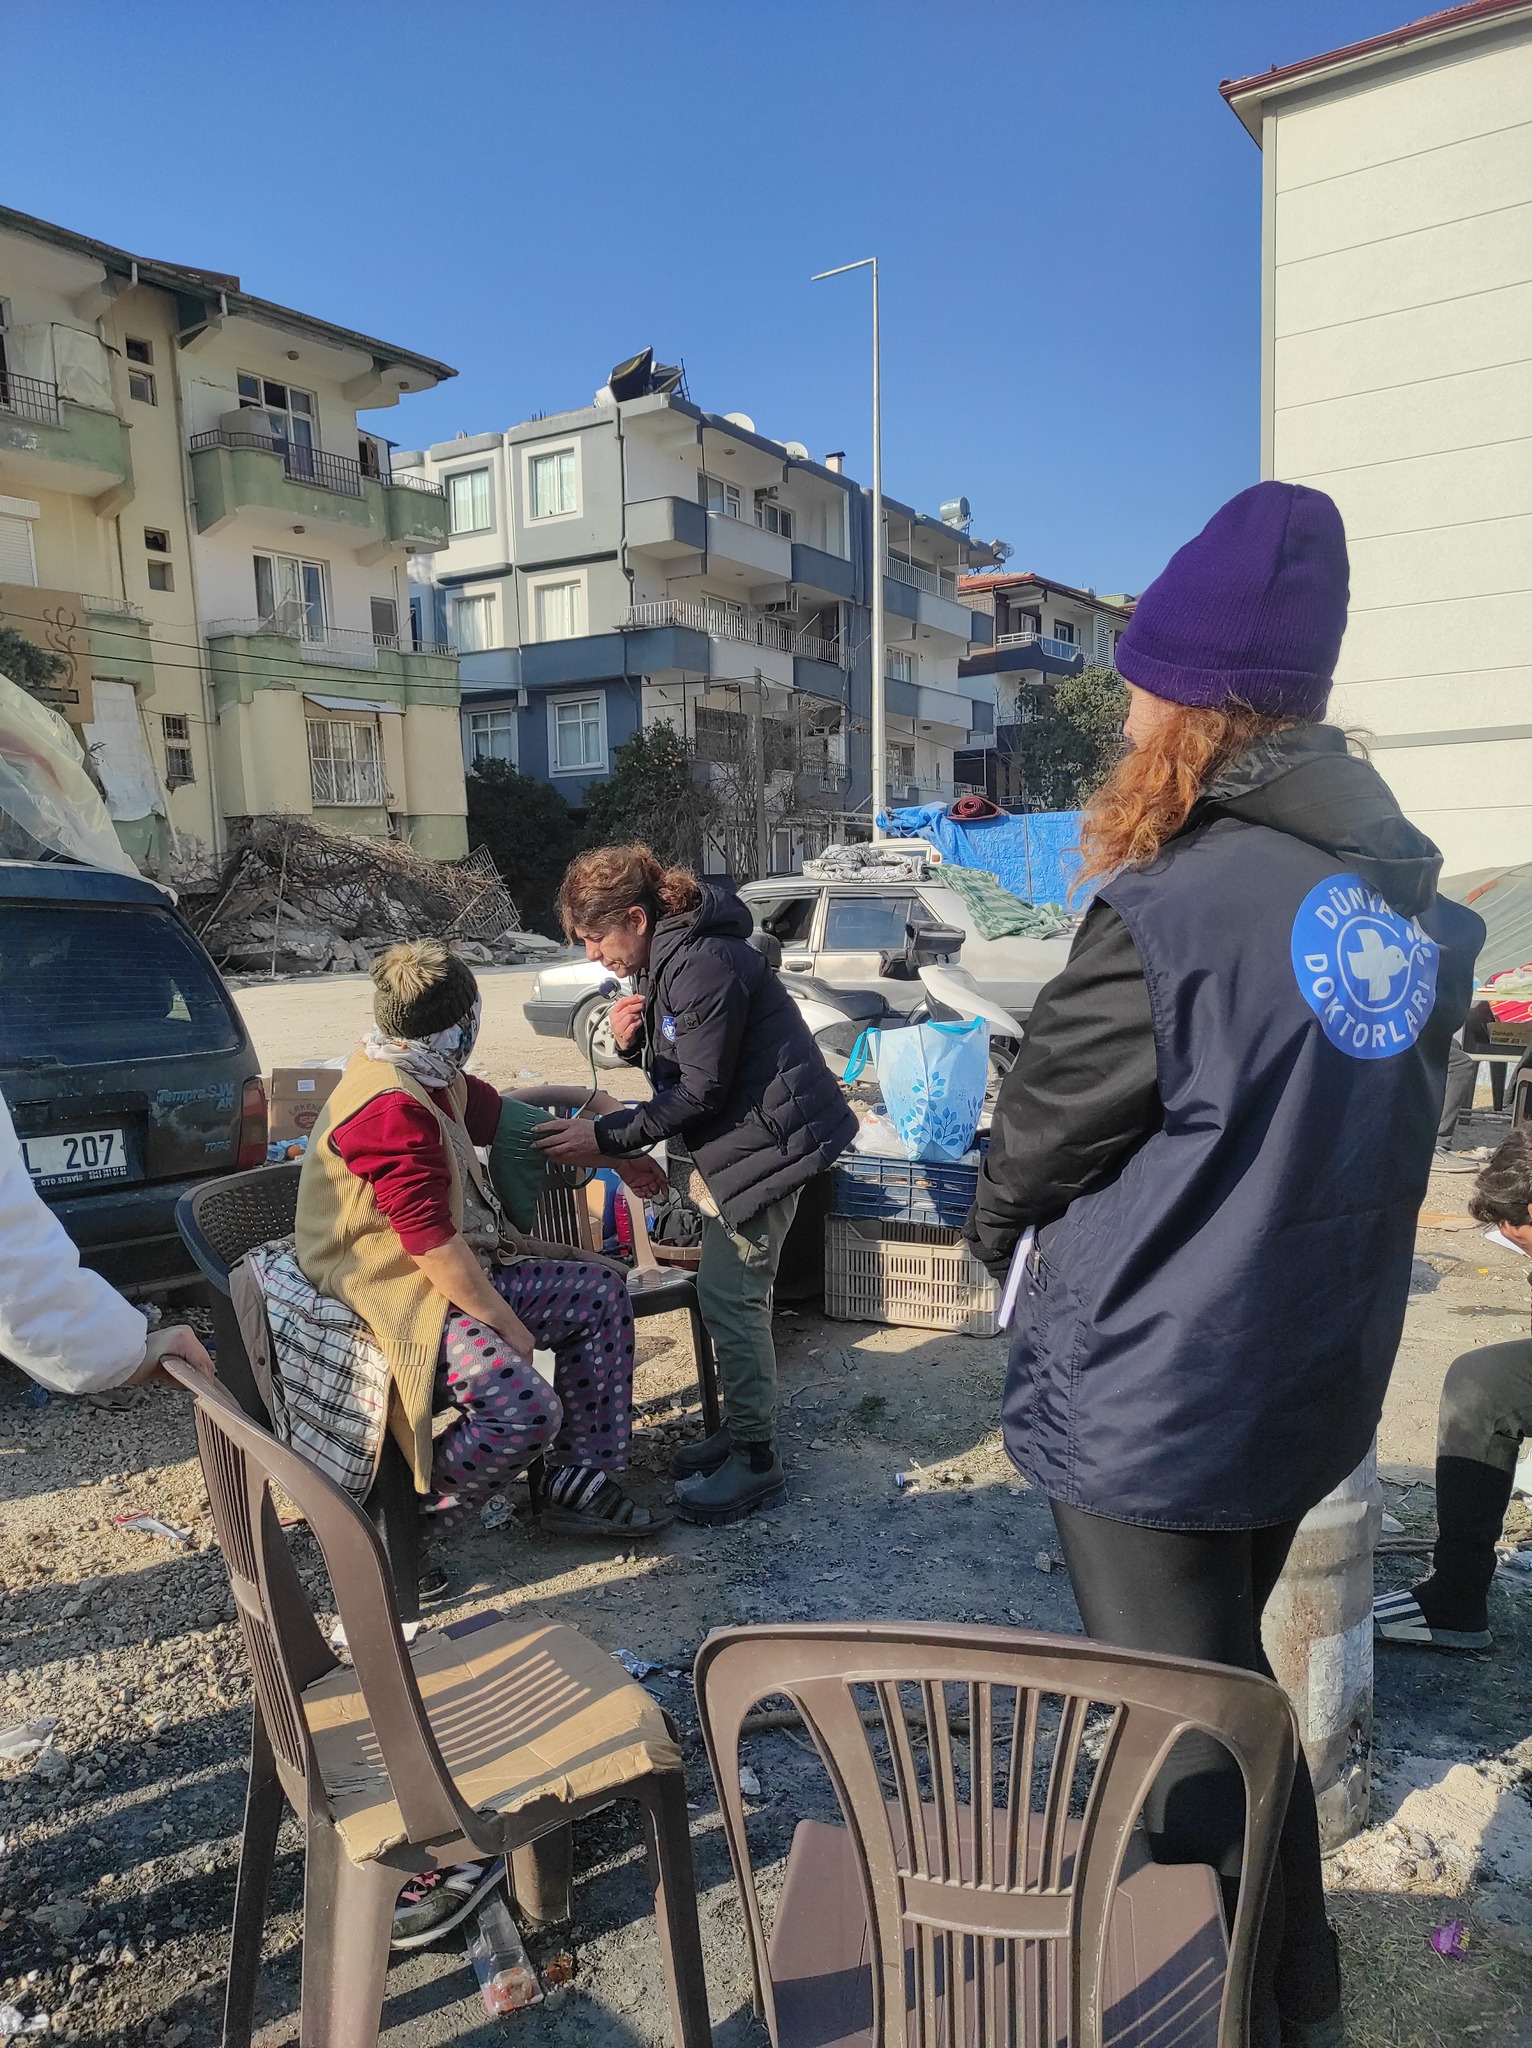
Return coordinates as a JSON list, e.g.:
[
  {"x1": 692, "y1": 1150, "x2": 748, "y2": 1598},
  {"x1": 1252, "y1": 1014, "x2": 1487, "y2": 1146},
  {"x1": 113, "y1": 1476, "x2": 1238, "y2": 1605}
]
[{"x1": 0, "y1": 905, "x2": 242, "y2": 1067}]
